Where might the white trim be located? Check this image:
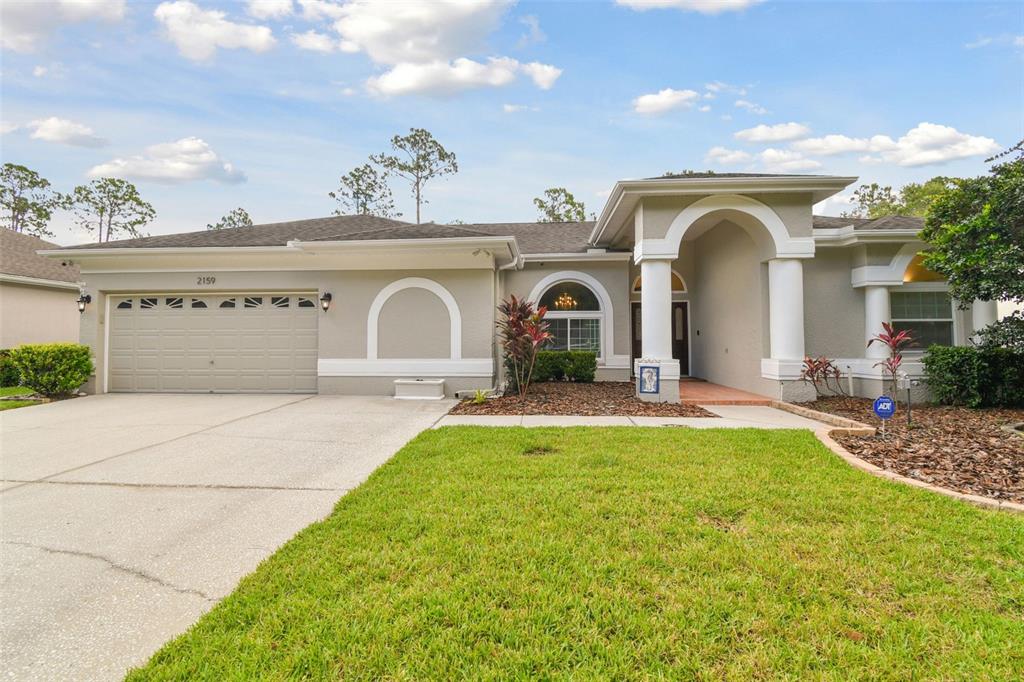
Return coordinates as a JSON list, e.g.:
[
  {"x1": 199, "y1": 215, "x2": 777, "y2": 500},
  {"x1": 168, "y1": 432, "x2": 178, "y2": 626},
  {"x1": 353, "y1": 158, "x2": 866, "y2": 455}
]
[
  {"x1": 814, "y1": 226, "x2": 921, "y2": 246},
  {"x1": 103, "y1": 293, "x2": 110, "y2": 394},
  {"x1": 762, "y1": 357, "x2": 928, "y2": 382},
  {"x1": 631, "y1": 269, "x2": 686, "y2": 293},
  {"x1": 851, "y1": 242, "x2": 925, "y2": 287},
  {"x1": 521, "y1": 251, "x2": 632, "y2": 263},
  {"x1": 526, "y1": 270, "x2": 616, "y2": 363},
  {"x1": 367, "y1": 277, "x2": 462, "y2": 360},
  {"x1": 0, "y1": 273, "x2": 81, "y2": 290},
  {"x1": 319, "y1": 358, "x2": 492, "y2": 377}
]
